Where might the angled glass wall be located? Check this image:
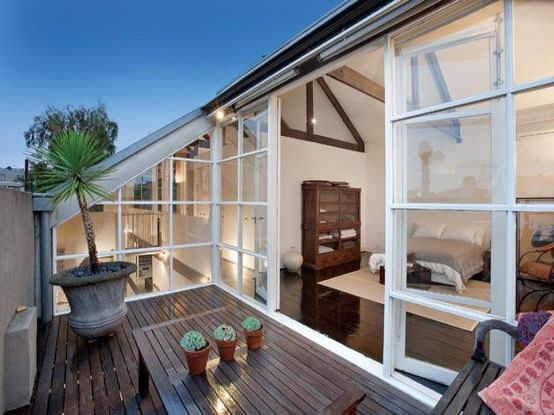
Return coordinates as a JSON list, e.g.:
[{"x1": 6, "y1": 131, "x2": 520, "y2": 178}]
[
  {"x1": 217, "y1": 105, "x2": 269, "y2": 306},
  {"x1": 53, "y1": 132, "x2": 214, "y2": 314}
]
